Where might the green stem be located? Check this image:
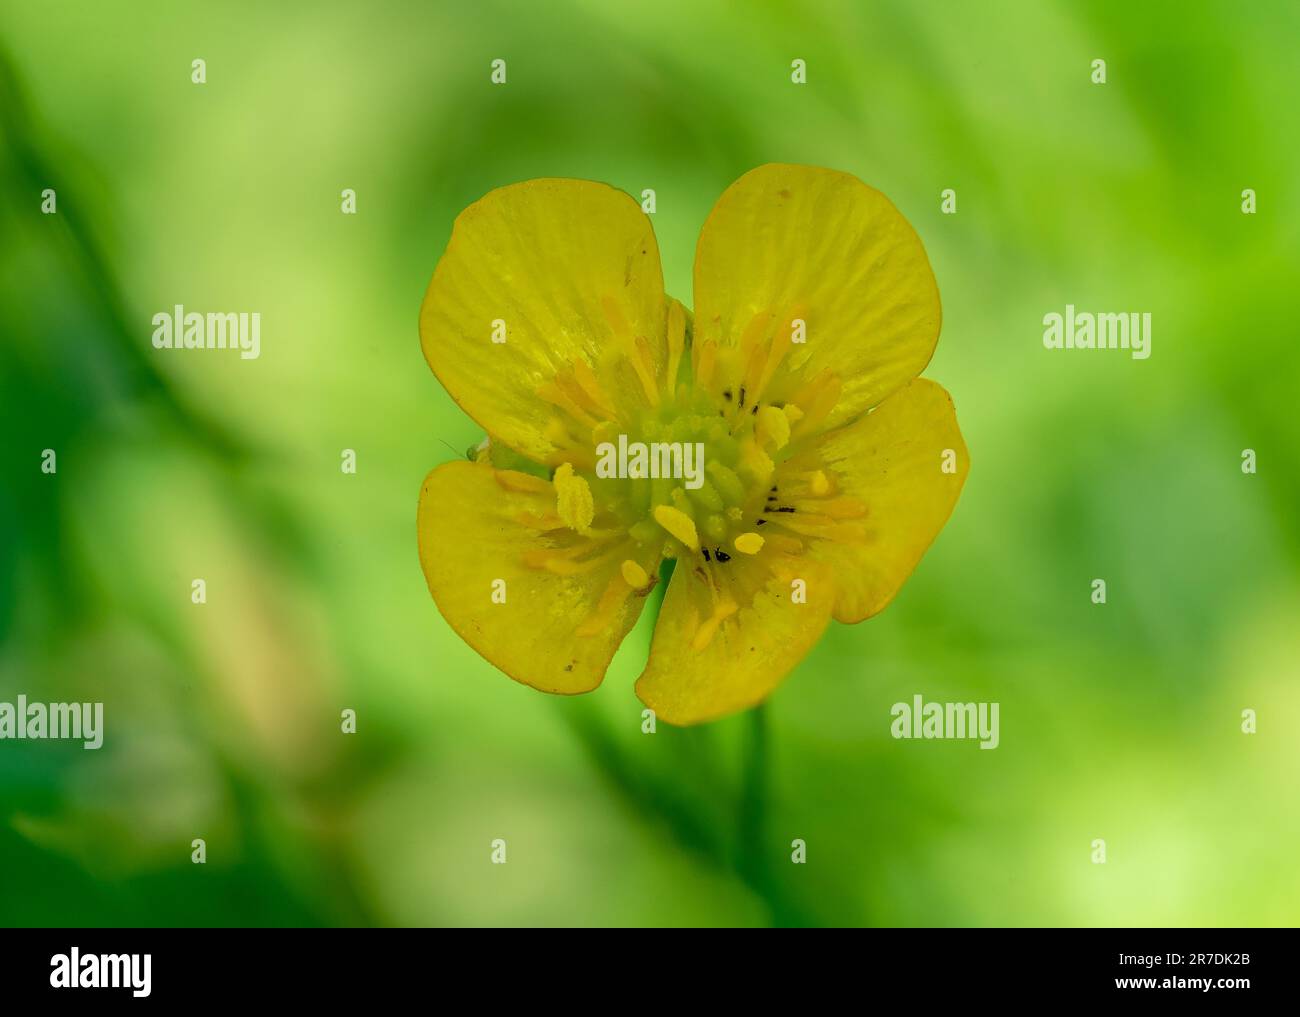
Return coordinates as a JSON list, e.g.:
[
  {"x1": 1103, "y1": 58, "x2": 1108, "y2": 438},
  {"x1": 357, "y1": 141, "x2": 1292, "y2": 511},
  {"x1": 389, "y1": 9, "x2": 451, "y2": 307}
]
[{"x1": 736, "y1": 703, "x2": 769, "y2": 890}]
